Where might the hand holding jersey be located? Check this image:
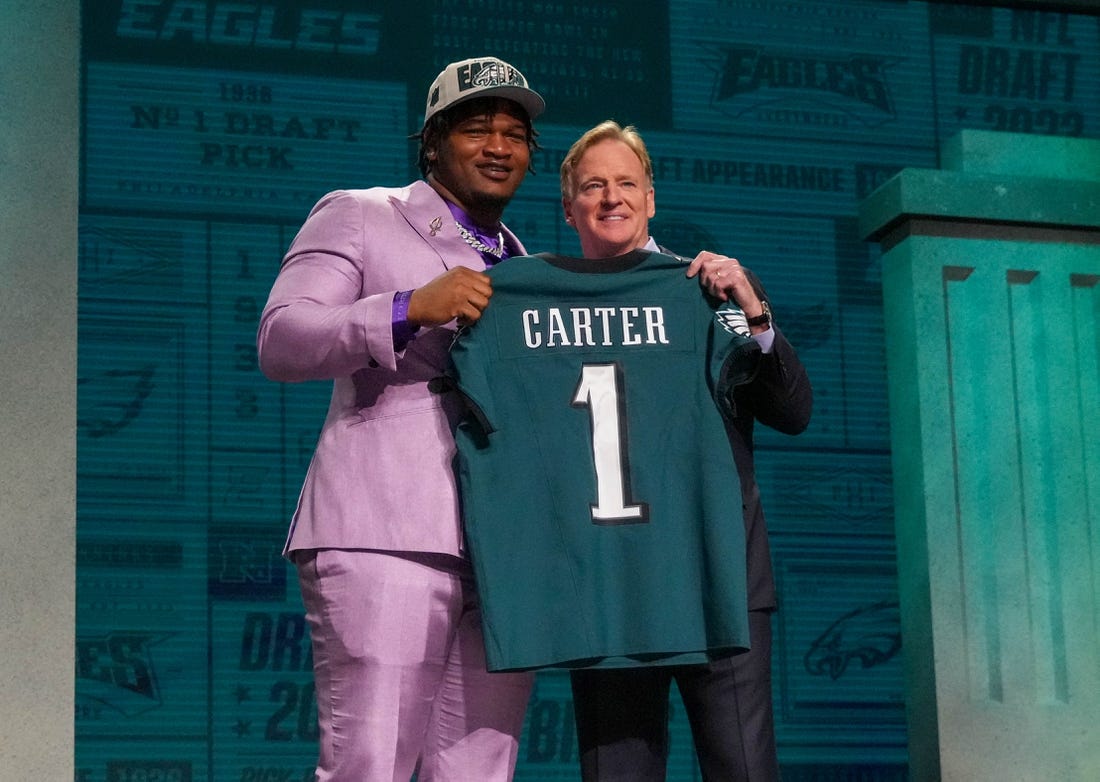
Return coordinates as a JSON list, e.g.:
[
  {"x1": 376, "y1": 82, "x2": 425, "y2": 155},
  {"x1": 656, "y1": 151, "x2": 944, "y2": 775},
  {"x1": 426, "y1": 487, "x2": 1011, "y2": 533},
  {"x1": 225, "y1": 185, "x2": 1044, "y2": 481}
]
[
  {"x1": 685, "y1": 250, "x2": 771, "y2": 329},
  {"x1": 407, "y1": 265, "x2": 493, "y2": 327}
]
